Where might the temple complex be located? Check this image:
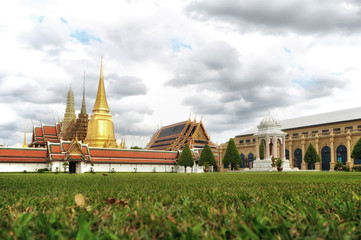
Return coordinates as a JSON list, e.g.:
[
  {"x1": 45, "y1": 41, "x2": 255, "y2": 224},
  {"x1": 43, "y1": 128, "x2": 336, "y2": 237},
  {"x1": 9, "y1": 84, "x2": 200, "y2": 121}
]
[{"x1": 0, "y1": 58, "x2": 182, "y2": 173}]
